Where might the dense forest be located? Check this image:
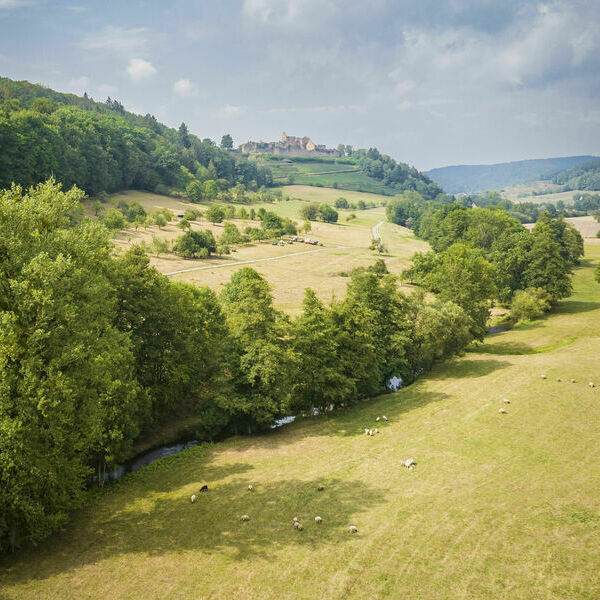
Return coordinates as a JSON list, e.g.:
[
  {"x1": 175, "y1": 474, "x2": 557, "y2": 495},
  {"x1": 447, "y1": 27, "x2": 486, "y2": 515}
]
[
  {"x1": 0, "y1": 78, "x2": 272, "y2": 197},
  {"x1": 1, "y1": 179, "x2": 482, "y2": 552},
  {"x1": 351, "y1": 147, "x2": 444, "y2": 200},
  {"x1": 550, "y1": 158, "x2": 600, "y2": 191}
]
